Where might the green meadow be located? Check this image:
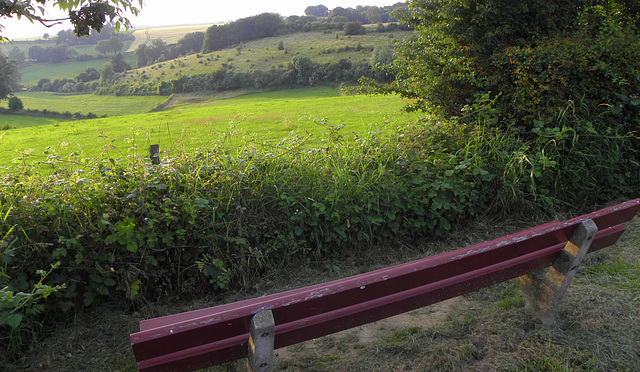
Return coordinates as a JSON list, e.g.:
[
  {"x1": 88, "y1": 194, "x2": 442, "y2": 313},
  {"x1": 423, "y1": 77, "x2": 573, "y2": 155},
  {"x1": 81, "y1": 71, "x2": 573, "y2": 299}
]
[
  {"x1": 18, "y1": 53, "x2": 138, "y2": 84},
  {"x1": 0, "y1": 88, "x2": 418, "y2": 168},
  {"x1": 1, "y1": 92, "x2": 167, "y2": 116},
  {"x1": 0, "y1": 115, "x2": 64, "y2": 129},
  {"x1": 124, "y1": 29, "x2": 413, "y2": 84}
]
